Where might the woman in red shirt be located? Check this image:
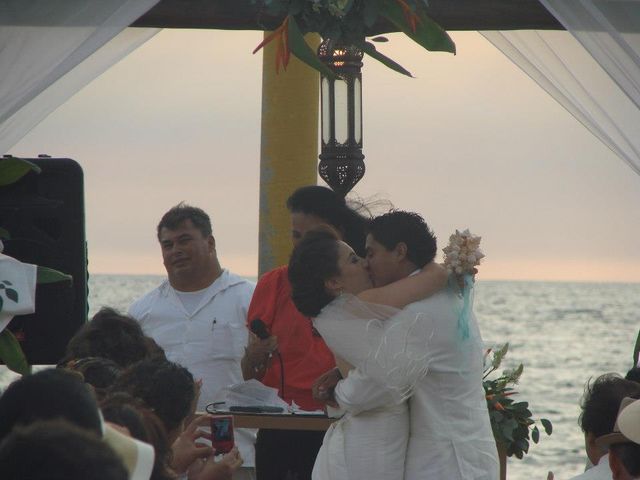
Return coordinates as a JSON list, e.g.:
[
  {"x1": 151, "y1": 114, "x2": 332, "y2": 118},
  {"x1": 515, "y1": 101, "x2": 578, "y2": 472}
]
[{"x1": 242, "y1": 185, "x2": 369, "y2": 480}]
